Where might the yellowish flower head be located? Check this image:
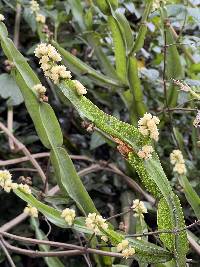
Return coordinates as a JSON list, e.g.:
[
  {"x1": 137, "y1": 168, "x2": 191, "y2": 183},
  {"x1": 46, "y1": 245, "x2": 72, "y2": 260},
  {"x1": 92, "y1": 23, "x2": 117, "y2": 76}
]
[
  {"x1": 122, "y1": 247, "x2": 135, "y2": 258},
  {"x1": 138, "y1": 113, "x2": 160, "y2": 141},
  {"x1": 33, "y1": 84, "x2": 46, "y2": 94},
  {"x1": 132, "y1": 199, "x2": 147, "y2": 217},
  {"x1": 61, "y1": 208, "x2": 76, "y2": 226},
  {"x1": 170, "y1": 150, "x2": 186, "y2": 175},
  {"x1": 73, "y1": 80, "x2": 87, "y2": 95},
  {"x1": 117, "y1": 240, "x2": 135, "y2": 258},
  {"x1": 30, "y1": 0, "x2": 40, "y2": 13},
  {"x1": 24, "y1": 205, "x2": 38, "y2": 218},
  {"x1": 137, "y1": 145, "x2": 154, "y2": 160},
  {"x1": 36, "y1": 14, "x2": 46, "y2": 24},
  {"x1": 0, "y1": 14, "x2": 5, "y2": 21},
  {"x1": 18, "y1": 183, "x2": 31, "y2": 194},
  {"x1": 85, "y1": 213, "x2": 108, "y2": 235}
]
